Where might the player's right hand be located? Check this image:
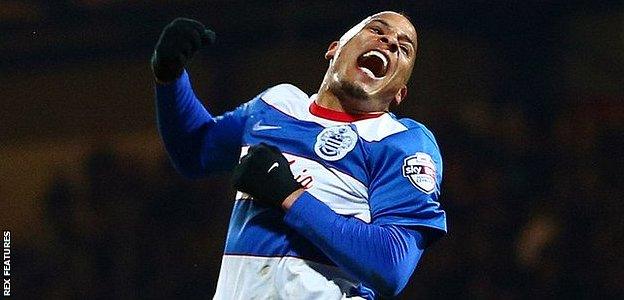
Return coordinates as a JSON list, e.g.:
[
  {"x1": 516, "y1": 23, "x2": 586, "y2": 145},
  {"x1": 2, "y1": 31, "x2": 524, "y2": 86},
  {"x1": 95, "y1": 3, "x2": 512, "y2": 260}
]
[{"x1": 151, "y1": 18, "x2": 216, "y2": 83}]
